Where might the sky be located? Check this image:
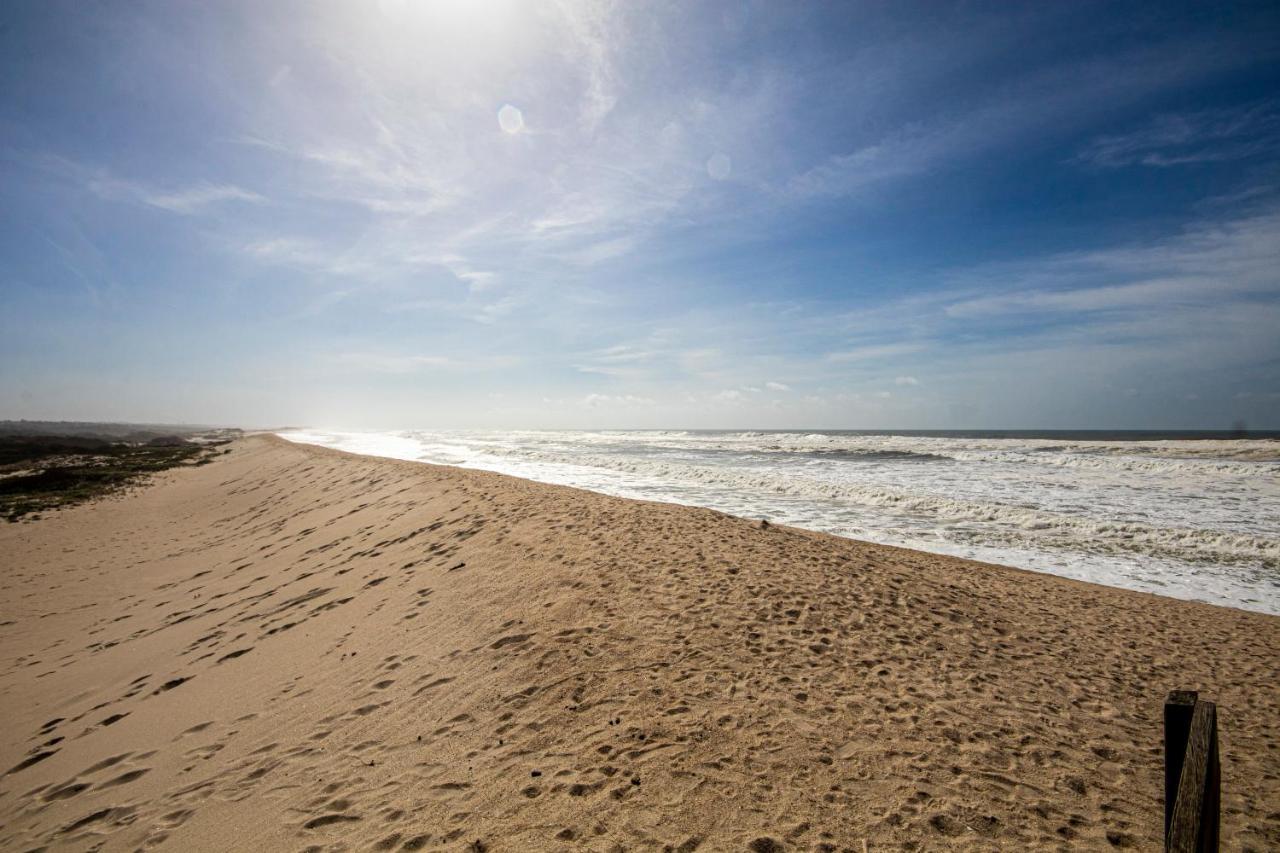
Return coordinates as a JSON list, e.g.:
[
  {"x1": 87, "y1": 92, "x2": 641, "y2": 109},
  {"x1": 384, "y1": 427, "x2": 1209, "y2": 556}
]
[{"x1": 2, "y1": 0, "x2": 1279, "y2": 430}]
